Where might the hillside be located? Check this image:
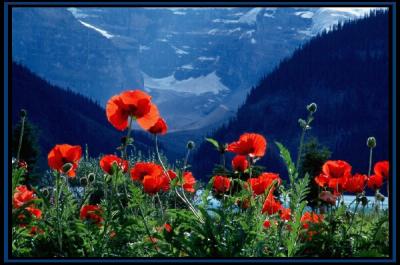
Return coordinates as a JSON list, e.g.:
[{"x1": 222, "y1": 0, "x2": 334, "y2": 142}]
[
  {"x1": 11, "y1": 62, "x2": 157, "y2": 172},
  {"x1": 193, "y1": 10, "x2": 390, "y2": 183}
]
